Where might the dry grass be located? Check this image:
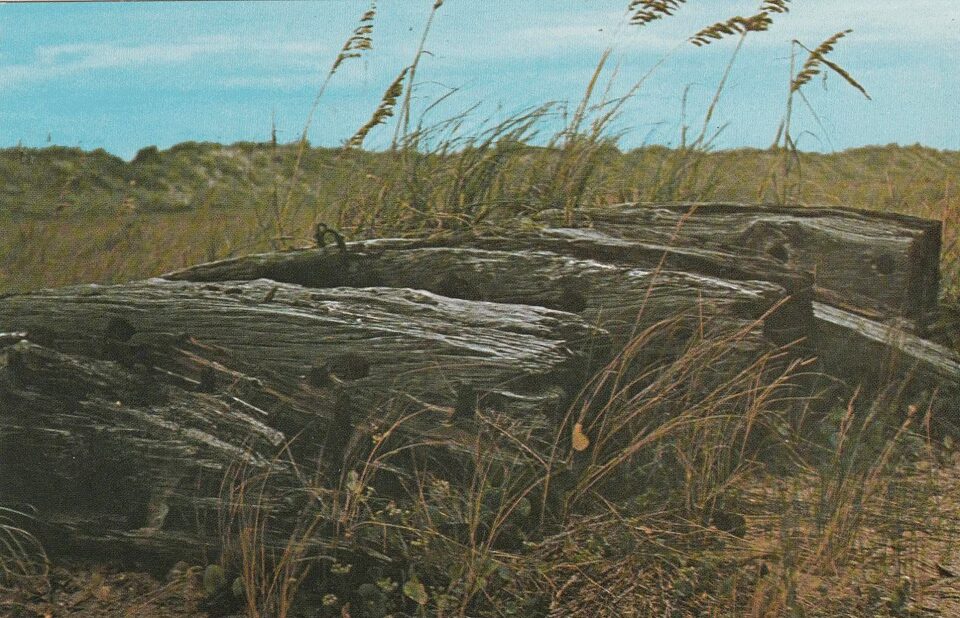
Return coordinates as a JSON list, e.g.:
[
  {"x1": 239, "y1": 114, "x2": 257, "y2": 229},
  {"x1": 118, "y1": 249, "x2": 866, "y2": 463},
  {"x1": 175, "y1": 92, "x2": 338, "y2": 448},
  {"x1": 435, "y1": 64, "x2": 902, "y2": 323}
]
[
  {"x1": 196, "y1": 306, "x2": 960, "y2": 617},
  {"x1": 0, "y1": 507, "x2": 47, "y2": 594},
  {"x1": 3, "y1": 144, "x2": 957, "y2": 296}
]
